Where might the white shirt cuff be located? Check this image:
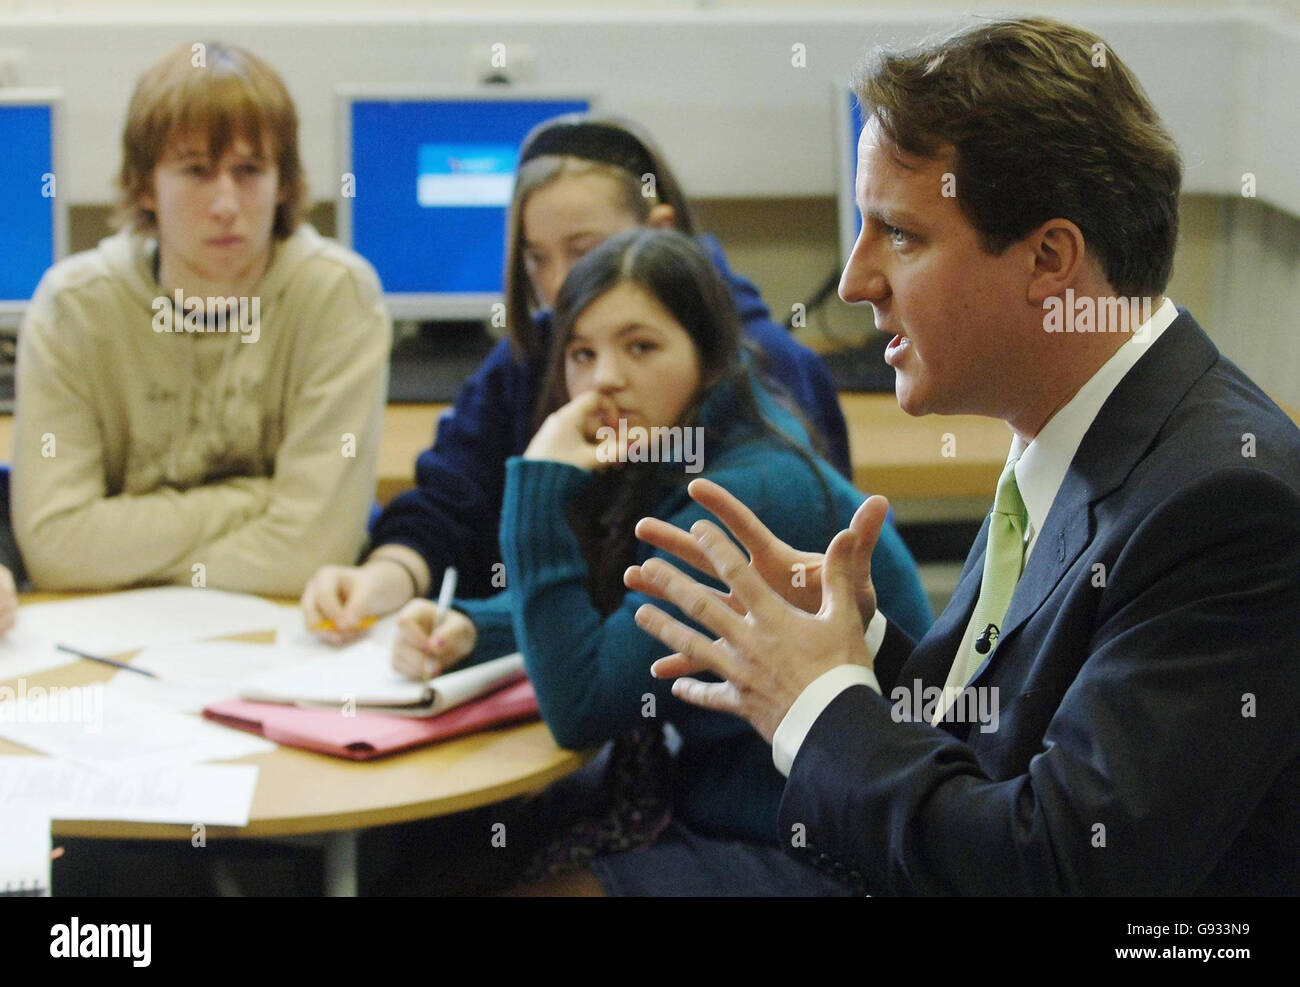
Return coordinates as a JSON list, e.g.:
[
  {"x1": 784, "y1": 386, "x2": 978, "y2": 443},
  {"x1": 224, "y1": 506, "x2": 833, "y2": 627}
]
[
  {"x1": 864, "y1": 608, "x2": 888, "y2": 657},
  {"x1": 772, "y1": 662, "x2": 881, "y2": 777}
]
